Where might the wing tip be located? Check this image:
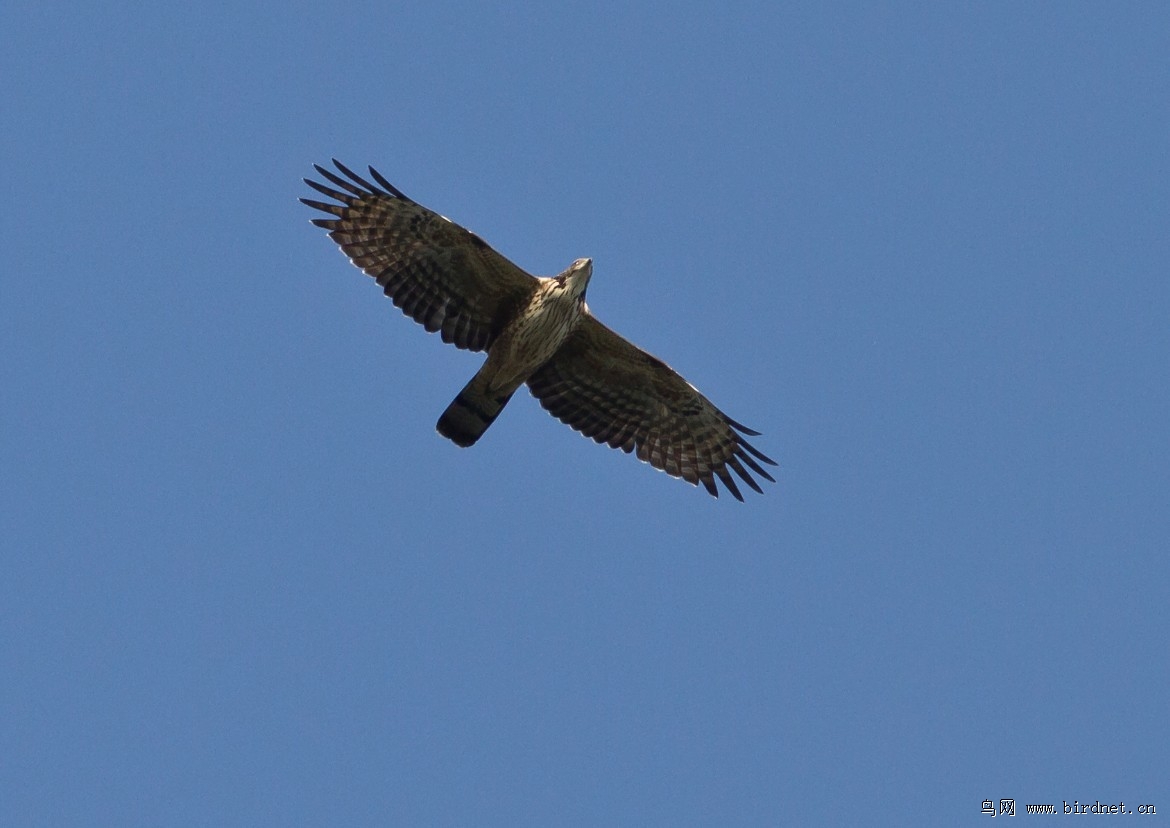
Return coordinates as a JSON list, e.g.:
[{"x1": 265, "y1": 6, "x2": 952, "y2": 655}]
[
  {"x1": 738, "y1": 434, "x2": 778, "y2": 467},
  {"x1": 724, "y1": 414, "x2": 779, "y2": 466},
  {"x1": 368, "y1": 164, "x2": 410, "y2": 200},
  {"x1": 304, "y1": 159, "x2": 413, "y2": 210},
  {"x1": 714, "y1": 468, "x2": 745, "y2": 502},
  {"x1": 725, "y1": 414, "x2": 765, "y2": 437}
]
